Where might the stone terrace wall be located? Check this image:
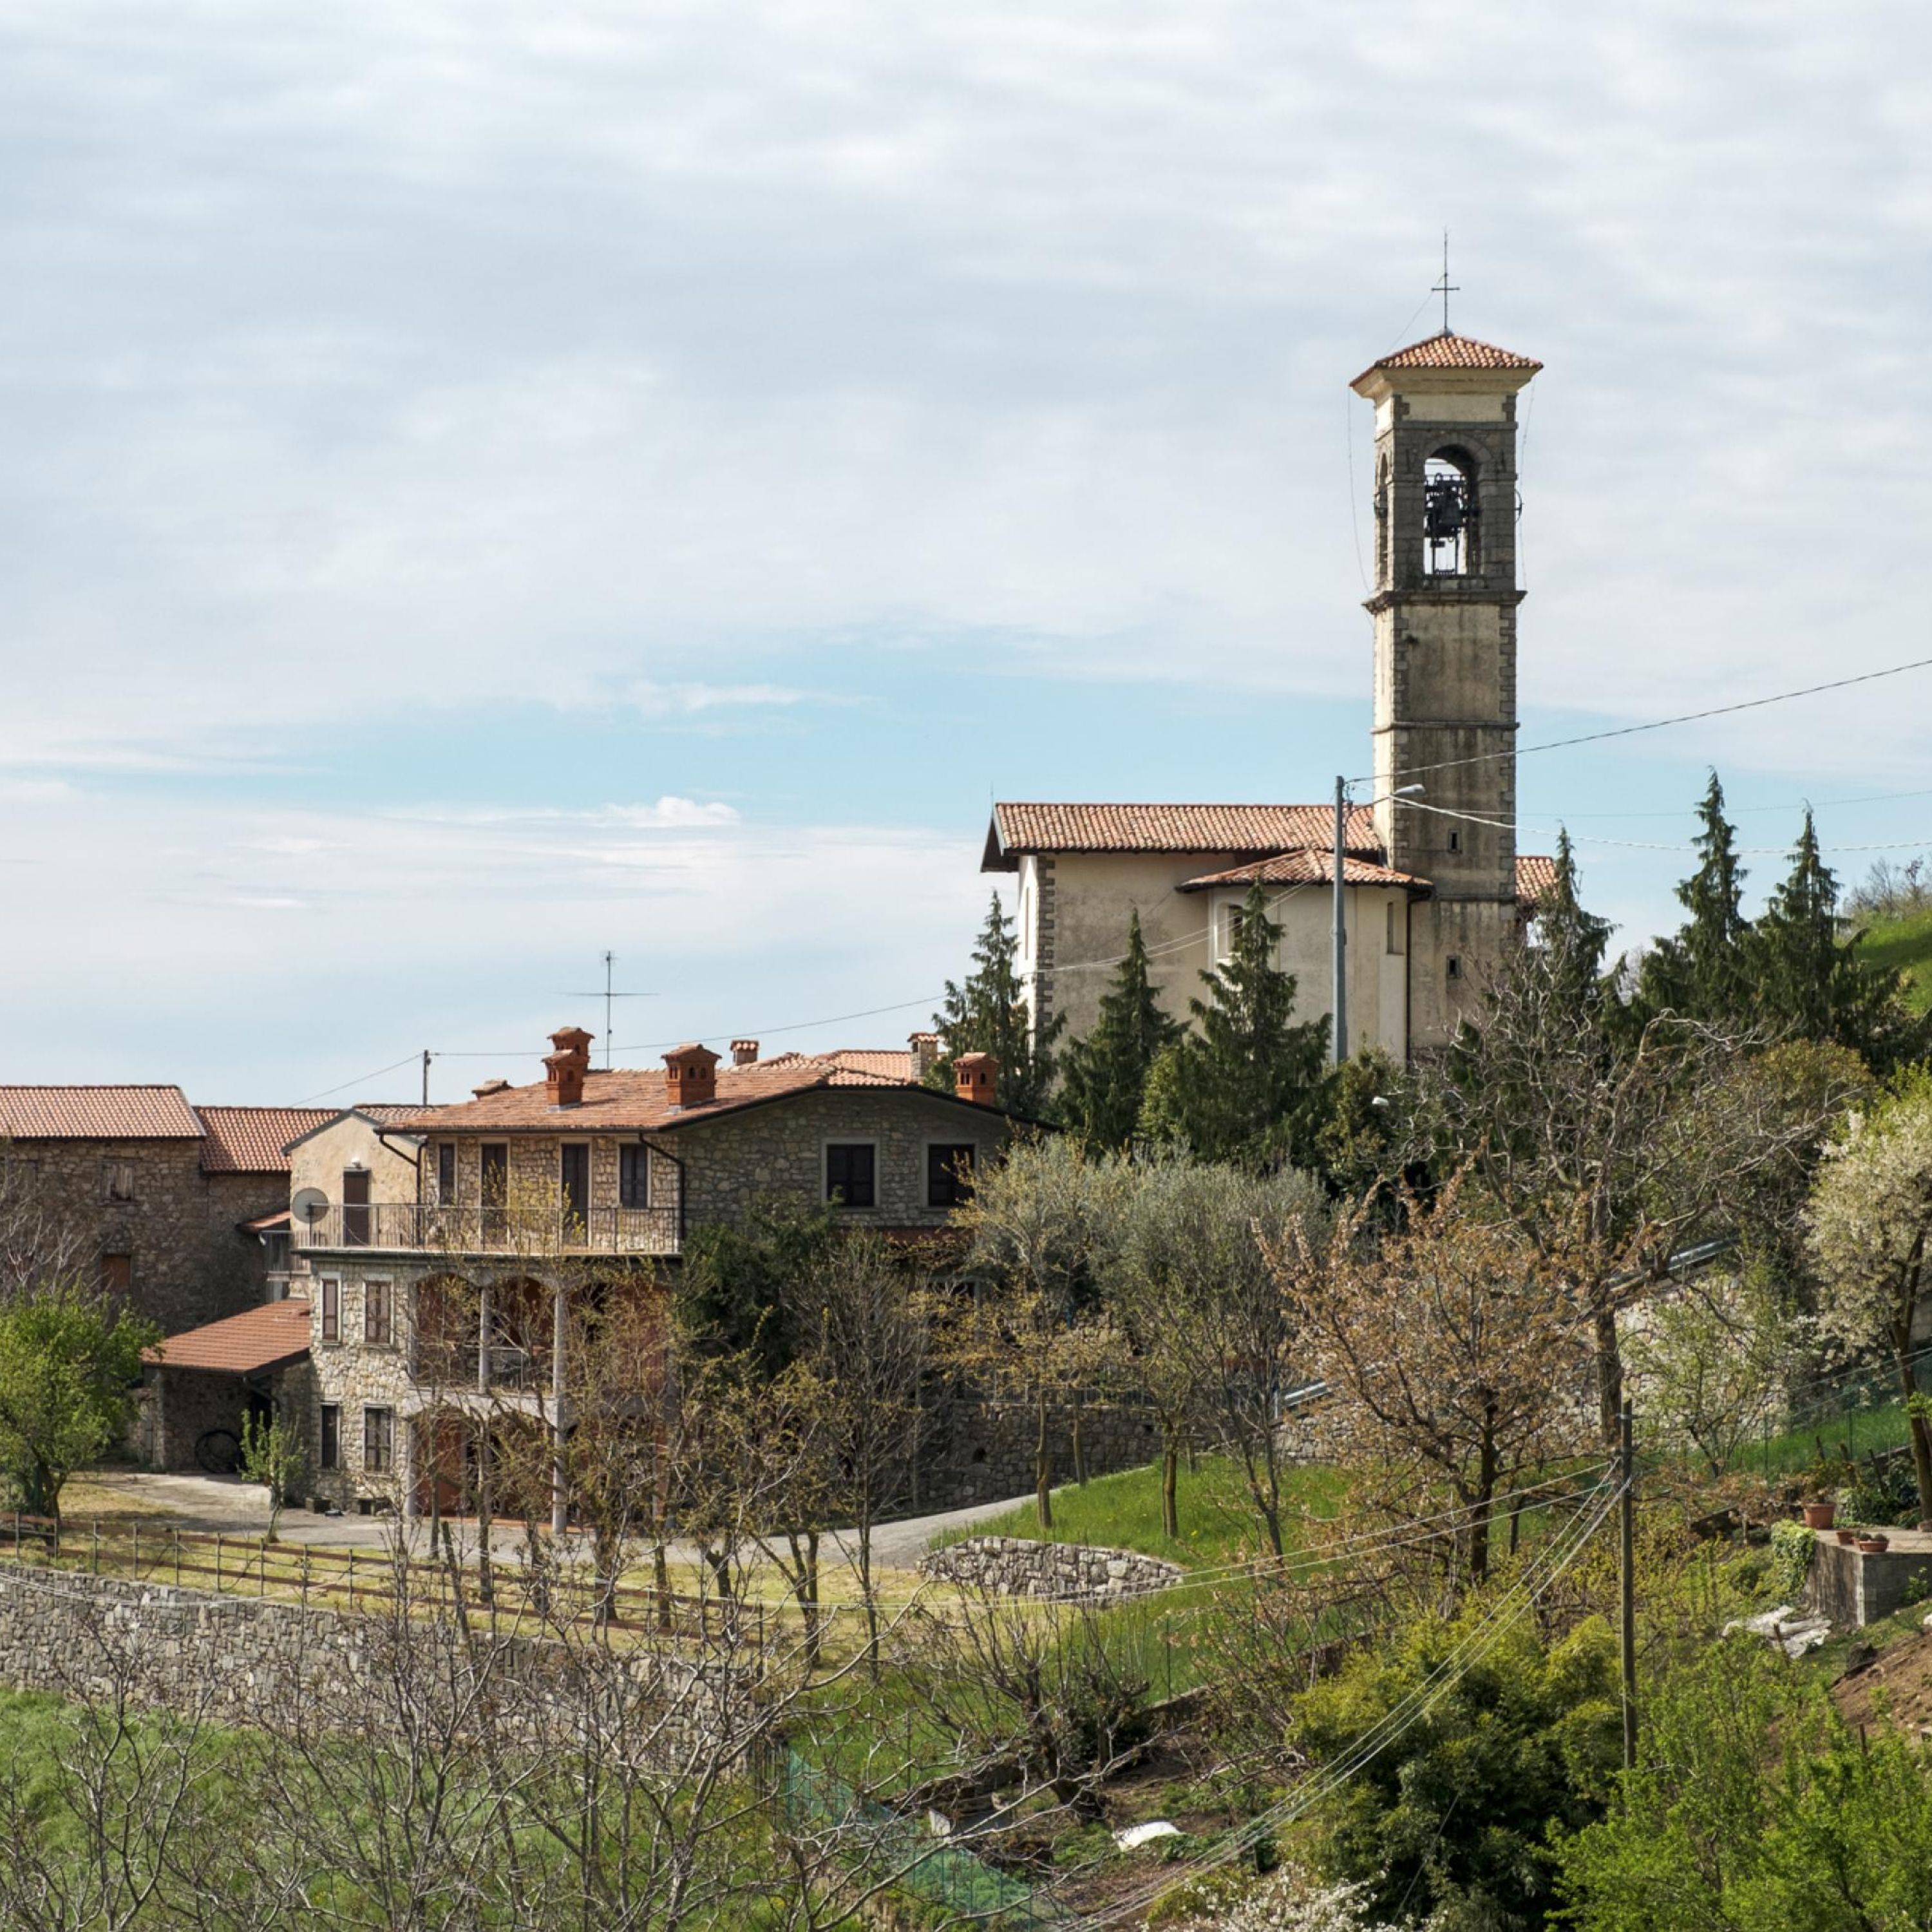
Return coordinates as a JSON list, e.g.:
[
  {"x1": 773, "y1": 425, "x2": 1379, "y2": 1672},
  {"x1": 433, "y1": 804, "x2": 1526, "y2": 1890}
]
[
  {"x1": 0, "y1": 1560, "x2": 744, "y2": 1764},
  {"x1": 919, "y1": 1535, "x2": 1182, "y2": 1602},
  {"x1": 909, "y1": 1396, "x2": 1159, "y2": 1515}
]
